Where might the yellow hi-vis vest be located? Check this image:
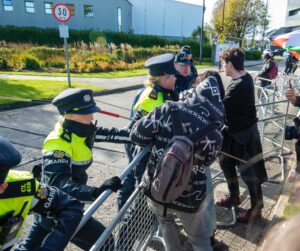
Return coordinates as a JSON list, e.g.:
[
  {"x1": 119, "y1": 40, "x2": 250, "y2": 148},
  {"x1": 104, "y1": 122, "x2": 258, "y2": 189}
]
[
  {"x1": 133, "y1": 86, "x2": 165, "y2": 113},
  {"x1": 43, "y1": 121, "x2": 93, "y2": 167},
  {"x1": 0, "y1": 170, "x2": 39, "y2": 250}
]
